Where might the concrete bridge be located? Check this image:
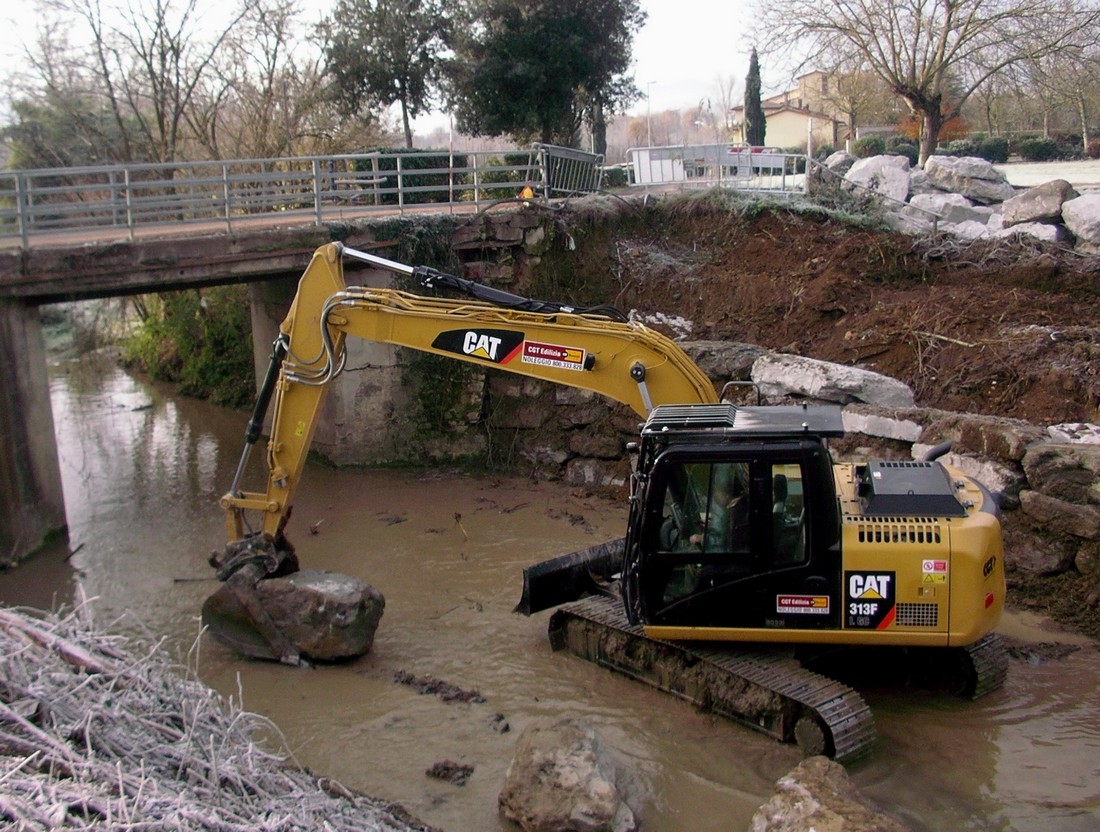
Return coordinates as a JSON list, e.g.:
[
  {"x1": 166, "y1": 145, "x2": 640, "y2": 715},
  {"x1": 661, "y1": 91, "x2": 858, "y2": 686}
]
[
  {"x1": 0, "y1": 145, "x2": 620, "y2": 564},
  {"x1": 0, "y1": 218, "x2": 430, "y2": 565}
]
